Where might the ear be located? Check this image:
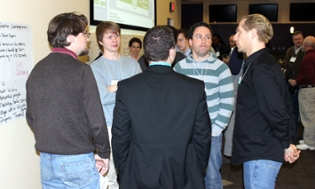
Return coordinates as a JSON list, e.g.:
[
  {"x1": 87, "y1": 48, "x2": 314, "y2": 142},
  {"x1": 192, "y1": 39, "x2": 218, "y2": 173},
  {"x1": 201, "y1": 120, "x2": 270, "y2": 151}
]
[
  {"x1": 169, "y1": 48, "x2": 176, "y2": 57},
  {"x1": 189, "y1": 39, "x2": 193, "y2": 47},
  {"x1": 250, "y1": 28, "x2": 258, "y2": 40},
  {"x1": 98, "y1": 40, "x2": 104, "y2": 46},
  {"x1": 167, "y1": 48, "x2": 176, "y2": 64},
  {"x1": 66, "y1": 35, "x2": 75, "y2": 44}
]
